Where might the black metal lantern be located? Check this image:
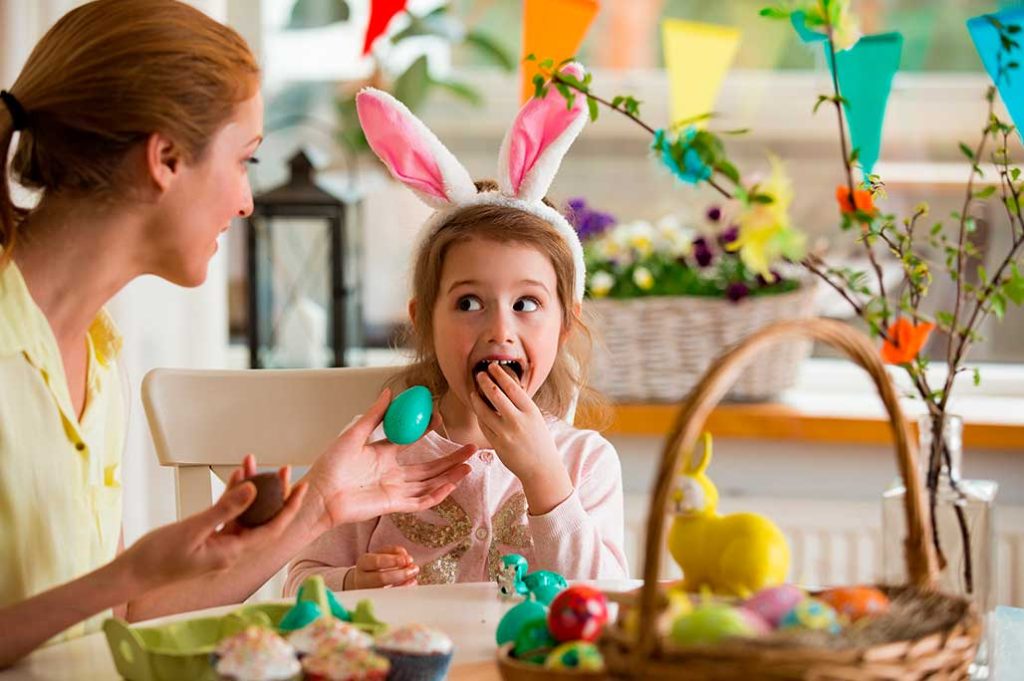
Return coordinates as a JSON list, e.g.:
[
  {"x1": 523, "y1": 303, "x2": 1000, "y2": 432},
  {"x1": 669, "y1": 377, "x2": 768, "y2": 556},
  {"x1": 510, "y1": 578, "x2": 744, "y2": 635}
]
[{"x1": 246, "y1": 150, "x2": 360, "y2": 368}]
